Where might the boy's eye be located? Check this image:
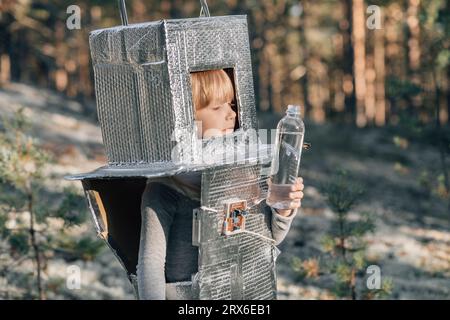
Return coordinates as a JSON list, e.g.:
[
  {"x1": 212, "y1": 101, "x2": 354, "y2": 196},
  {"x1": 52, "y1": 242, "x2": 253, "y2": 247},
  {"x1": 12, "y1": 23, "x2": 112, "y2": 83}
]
[{"x1": 211, "y1": 102, "x2": 235, "y2": 110}]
